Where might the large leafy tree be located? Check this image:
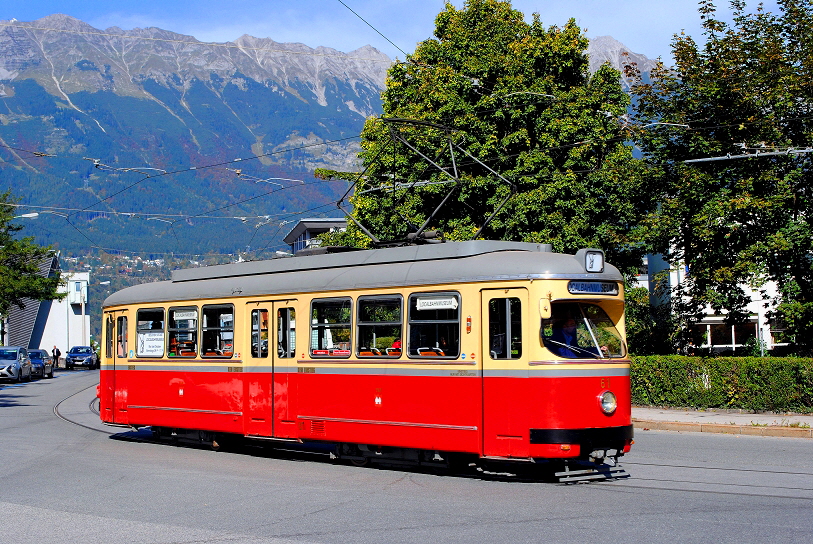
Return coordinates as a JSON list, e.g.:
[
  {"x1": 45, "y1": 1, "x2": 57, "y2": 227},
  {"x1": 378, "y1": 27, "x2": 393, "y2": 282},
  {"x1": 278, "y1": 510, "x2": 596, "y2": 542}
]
[
  {"x1": 629, "y1": 0, "x2": 813, "y2": 352},
  {"x1": 324, "y1": 0, "x2": 653, "y2": 275},
  {"x1": 0, "y1": 191, "x2": 64, "y2": 320}
]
